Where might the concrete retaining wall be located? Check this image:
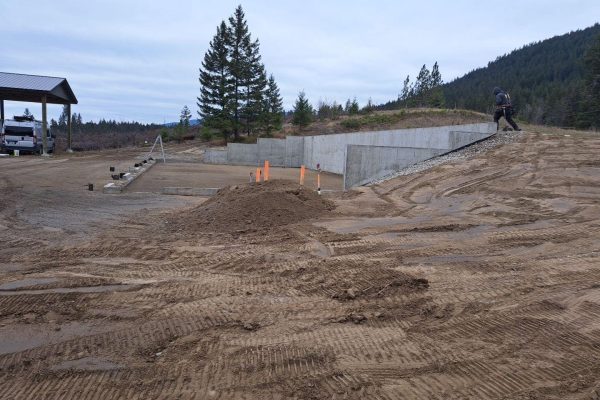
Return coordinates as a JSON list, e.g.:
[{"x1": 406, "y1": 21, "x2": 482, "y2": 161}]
[
  {"x1": 343, "y1": 145, "x2": 445, "y2": 190},
  {"x1": 448, "y1": 130, "x2": 494, "y2": 148},
  {"x1": 203, "y1": 148, "x2": 228, "y2": 164},
  {"x1": 303, "y1": 123, "x2": 495, "y2": 174},
  {"x1": 258, "y1": 138, "x2": 286, "y2": 166},
  {"x1": 285, "y1": 136, "x2": 304, "y2": 167},
  {"x1": 227, "y1": 143, "x2": 258, "y2": 165},
  {"x1": 200, "y1": 122, "x2": 496, "y2": 188}
]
